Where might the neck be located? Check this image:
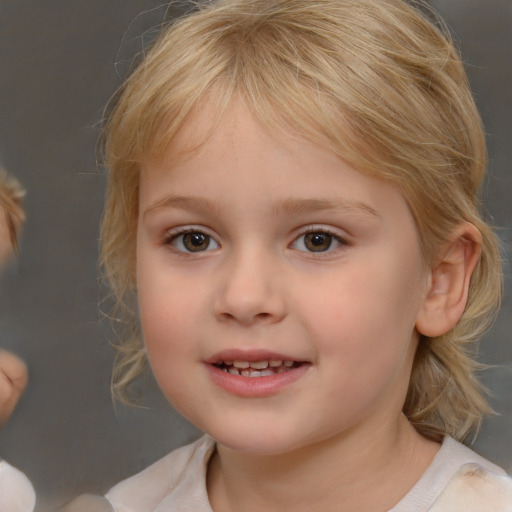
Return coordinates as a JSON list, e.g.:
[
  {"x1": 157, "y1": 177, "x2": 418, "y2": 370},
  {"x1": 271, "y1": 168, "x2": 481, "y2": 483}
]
[{"x1": 207, "y1": 415, "x2": 440, "y2": 512}]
